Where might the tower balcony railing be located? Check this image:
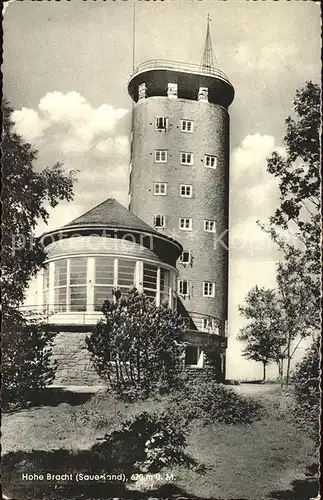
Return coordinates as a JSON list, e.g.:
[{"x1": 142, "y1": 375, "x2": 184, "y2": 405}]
[
  {"x1": 19, "y1": 304, "x2": 227, "y2": 338},
  {"x1": 18, "y1": 304, "x2": 103, "y2": 326},
  {"x1": 131, "y1": 59, "x2": 231, "y2": 85},
  {"x1": 182, "y1": 311, "x2": 227, "y2": 337}
]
